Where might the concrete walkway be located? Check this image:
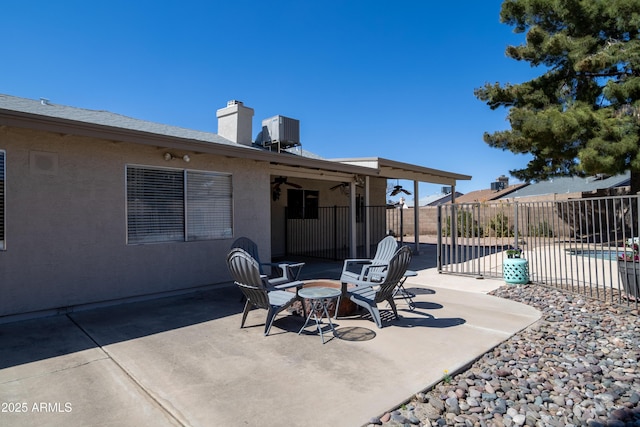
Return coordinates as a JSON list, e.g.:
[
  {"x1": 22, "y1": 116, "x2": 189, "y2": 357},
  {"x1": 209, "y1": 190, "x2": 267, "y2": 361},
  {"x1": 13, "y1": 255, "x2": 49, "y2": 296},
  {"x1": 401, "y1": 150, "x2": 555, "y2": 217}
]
[{"x1": 0, "y1": 261, "x2": 540, "y2": 427}]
